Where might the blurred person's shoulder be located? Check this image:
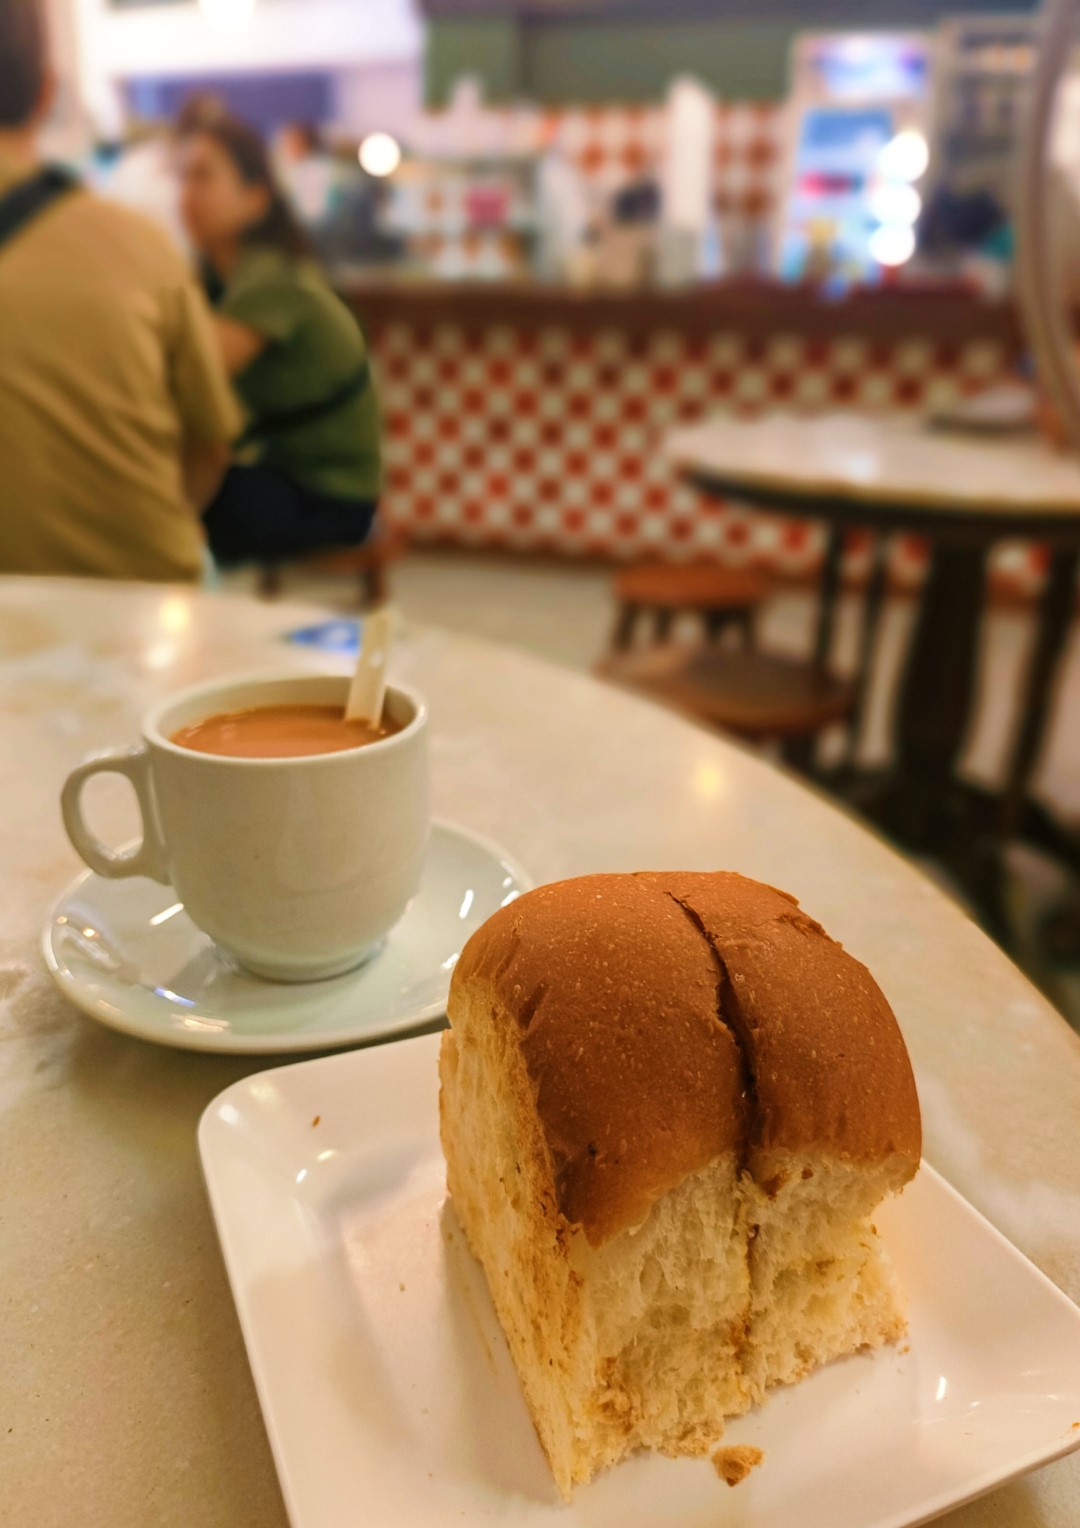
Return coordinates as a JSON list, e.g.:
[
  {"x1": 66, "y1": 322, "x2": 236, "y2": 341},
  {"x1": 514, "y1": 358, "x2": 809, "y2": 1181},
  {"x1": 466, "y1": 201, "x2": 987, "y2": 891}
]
[{"x1": 60, "y1": 188, "x2": 194, "y2": 287}]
